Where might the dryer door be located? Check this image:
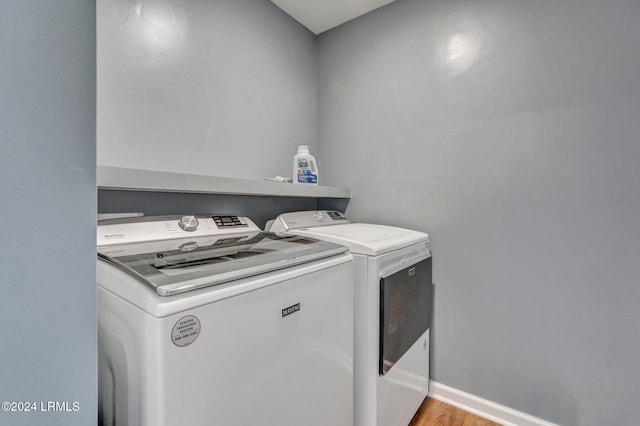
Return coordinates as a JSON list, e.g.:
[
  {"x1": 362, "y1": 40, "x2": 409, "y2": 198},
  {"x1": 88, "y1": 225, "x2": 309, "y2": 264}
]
[{"x1": 379, "y1": 257, "x2": 432, "y2": 375}]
